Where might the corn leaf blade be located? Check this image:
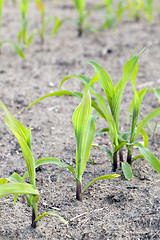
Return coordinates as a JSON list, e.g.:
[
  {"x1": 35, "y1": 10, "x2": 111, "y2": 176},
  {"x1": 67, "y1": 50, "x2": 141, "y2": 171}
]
[
  {"x1": 82, "y1": 174, "x2": 120, "y2": 193},
  {"x1": 35, "y1": 211, "x2": 68, "y2": 224}
]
